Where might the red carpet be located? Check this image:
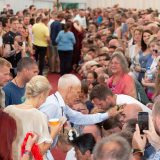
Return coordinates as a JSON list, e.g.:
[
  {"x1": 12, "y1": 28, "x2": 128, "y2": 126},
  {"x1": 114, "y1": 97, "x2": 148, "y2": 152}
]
[
  {"x1": 47, "y1": 73, "x2": 66, "y2": 160},
  {"x1": 47, "y1": 73, "x2": 60, "y2": 93},
  {"x1": 47, "y1": 72, "x2": 80, "y2": 160}
]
